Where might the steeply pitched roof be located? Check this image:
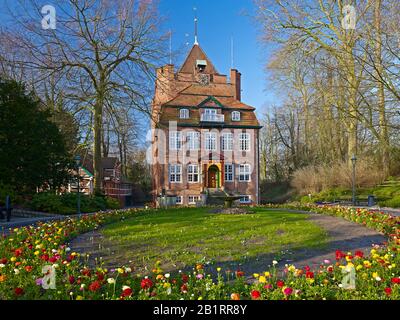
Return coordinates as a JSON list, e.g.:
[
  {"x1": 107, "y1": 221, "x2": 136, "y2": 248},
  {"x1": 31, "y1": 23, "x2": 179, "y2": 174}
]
[{"x1": 179, "y1": 44, "x2": 219, "y2": 74}]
